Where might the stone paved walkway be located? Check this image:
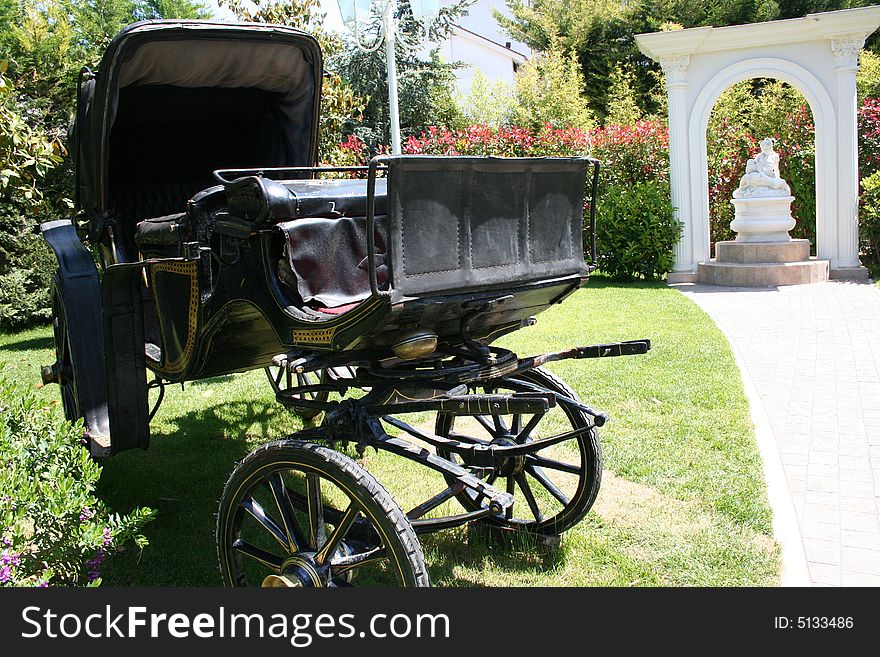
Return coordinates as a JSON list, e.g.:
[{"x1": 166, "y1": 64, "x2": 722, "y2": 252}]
[{"x1": 678, "y1": 281, "x2": 880, "y2": 587}]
